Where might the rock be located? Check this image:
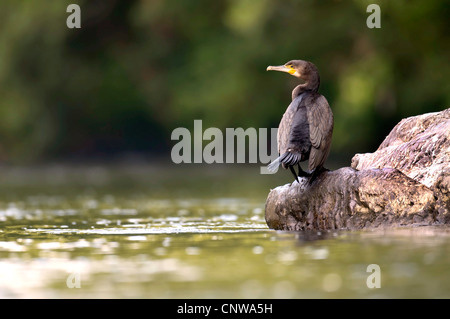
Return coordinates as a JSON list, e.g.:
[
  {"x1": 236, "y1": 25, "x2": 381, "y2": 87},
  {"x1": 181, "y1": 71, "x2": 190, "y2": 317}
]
[
  {"x1": 265, "y1": 108, "x2": 450, "y2": 231},
  {"x1": 352, "y1": 108, "x2": 450, "y2": 222},
  {"x1": 352, "y1": 108, "x2": 450, "y2": 189}
]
